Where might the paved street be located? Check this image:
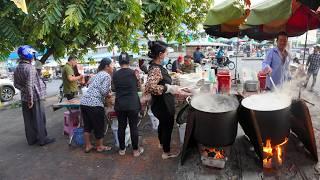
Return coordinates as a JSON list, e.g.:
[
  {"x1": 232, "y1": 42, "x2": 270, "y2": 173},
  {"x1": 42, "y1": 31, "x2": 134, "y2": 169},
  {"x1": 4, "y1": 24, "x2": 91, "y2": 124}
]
[
  {"x1": 0, "y1": 59, "x2": 319, "y2": 179},
  {"x1": 13, "y1": 79, "x2": 62, "y2": 101}
]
